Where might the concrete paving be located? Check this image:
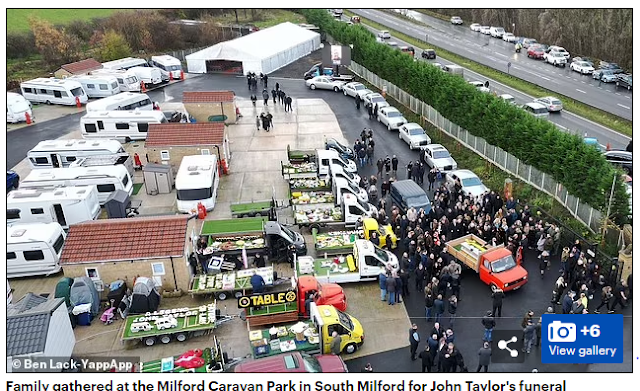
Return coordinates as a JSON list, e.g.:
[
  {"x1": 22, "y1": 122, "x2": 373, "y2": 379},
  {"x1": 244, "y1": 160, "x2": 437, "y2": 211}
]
[{"x1": 7, "y1": 104, "x2": 85, "y2": 133}]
